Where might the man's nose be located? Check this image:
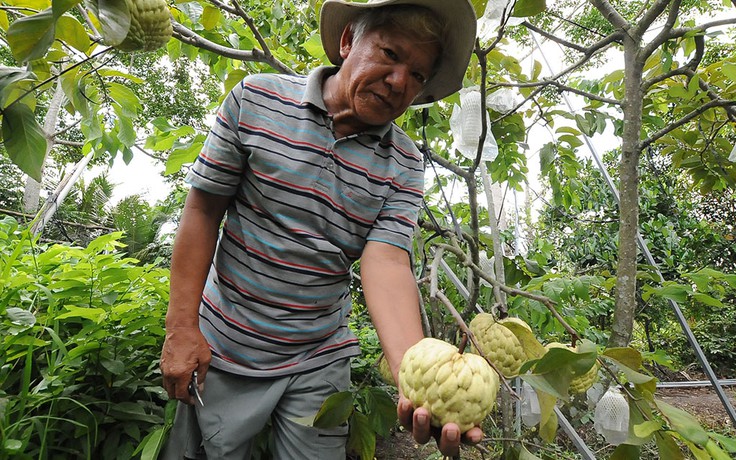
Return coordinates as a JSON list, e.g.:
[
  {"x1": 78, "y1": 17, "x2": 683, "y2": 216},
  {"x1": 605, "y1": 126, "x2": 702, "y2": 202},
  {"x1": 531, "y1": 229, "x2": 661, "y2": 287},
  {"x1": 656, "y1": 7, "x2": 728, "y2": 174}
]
[{"x1": 386, "y1": 65, "x2": 409, "y2": 92}]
